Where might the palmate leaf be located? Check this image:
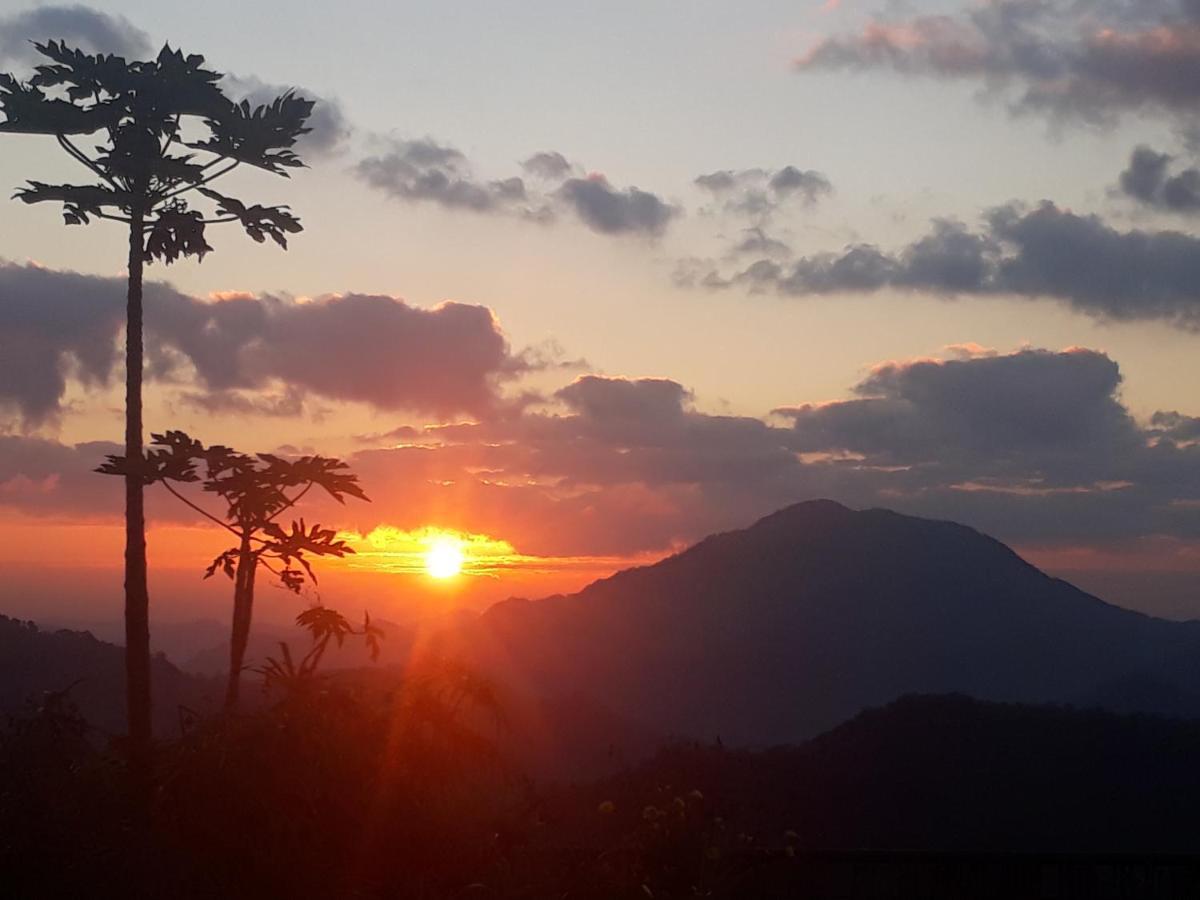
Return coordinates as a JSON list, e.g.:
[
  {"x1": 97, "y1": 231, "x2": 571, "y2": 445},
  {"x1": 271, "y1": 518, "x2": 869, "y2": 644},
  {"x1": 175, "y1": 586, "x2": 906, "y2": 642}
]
[
  {"x1": 141, "y1": 45, "x2": 226, "y2": 118},
  {"x1": 204, "y1": 548, "x2": 239, "y2": 581},
  {"x1": 29, "y1": 41, "x2": 139, "y2": 100},
  {"x1": 197, "y1": 187, "x2": 303, "y2": 248},
  {"x1": 189, "y1": 91, "x2": 313, "y2": 175},
  {"x1": 0, "y1": 72, "x2": 122, "y2": 135},
  {"x1": 296, "y1": 606, "x2": 355, "y2": 646},
  {"x1": 14, "y1": 181, "x2": 133, "y2": 225},
  {"x1": 98, "y1": 431, "x2": 206, "y2": 485}
]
